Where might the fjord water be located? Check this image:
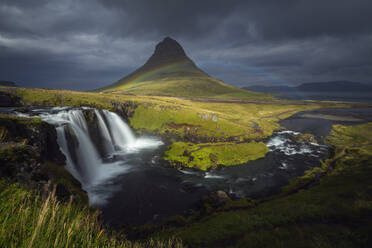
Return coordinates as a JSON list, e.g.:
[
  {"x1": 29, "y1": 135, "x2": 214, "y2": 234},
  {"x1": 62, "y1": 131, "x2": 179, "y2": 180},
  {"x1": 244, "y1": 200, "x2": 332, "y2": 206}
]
[{"x1": 6, "y1": 106, "x2": 370, "y2": 225}]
